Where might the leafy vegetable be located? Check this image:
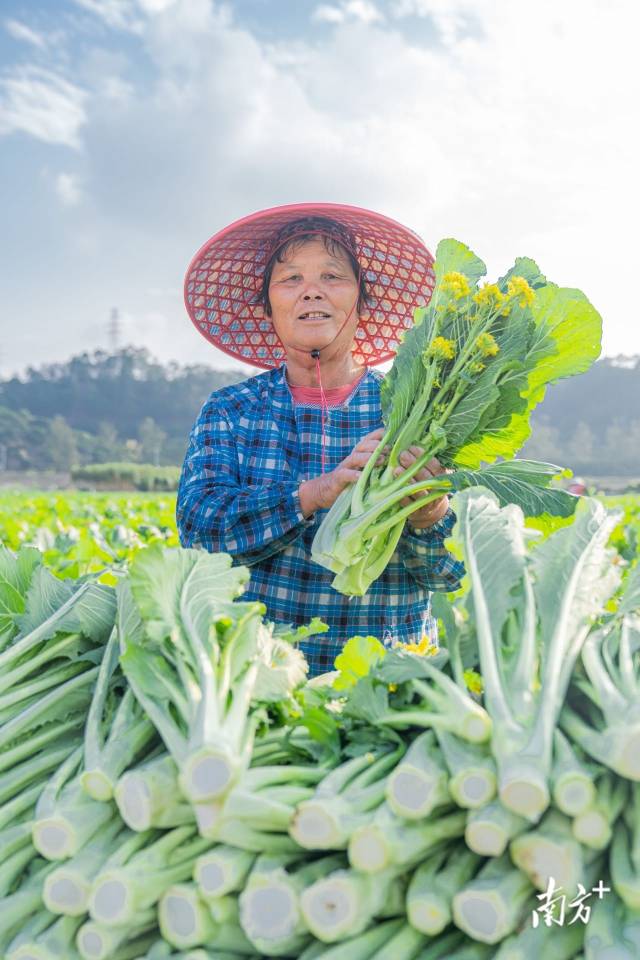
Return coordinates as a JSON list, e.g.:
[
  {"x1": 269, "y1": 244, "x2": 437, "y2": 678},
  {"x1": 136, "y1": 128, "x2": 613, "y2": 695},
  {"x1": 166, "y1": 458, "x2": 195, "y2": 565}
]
[{"x1": 312, "y1": 238, "x2": 602, "y2": 595}]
